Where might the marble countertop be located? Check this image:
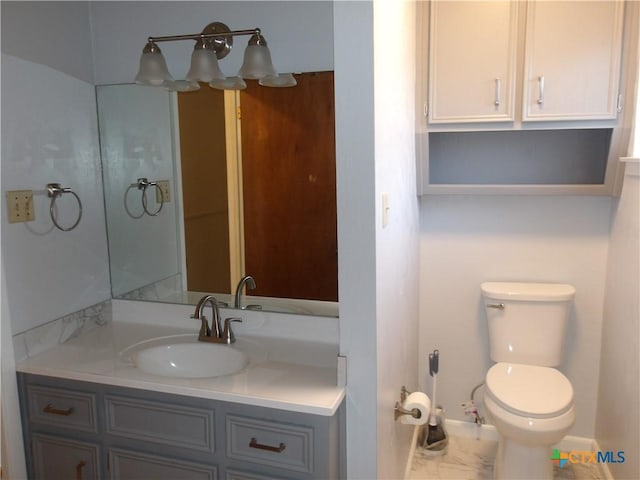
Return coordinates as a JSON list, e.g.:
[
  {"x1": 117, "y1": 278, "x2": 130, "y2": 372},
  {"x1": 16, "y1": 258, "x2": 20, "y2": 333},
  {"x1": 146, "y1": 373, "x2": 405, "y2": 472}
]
[{"x1": 16, "y1": 320, "x2": 345, "y2": 416}]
